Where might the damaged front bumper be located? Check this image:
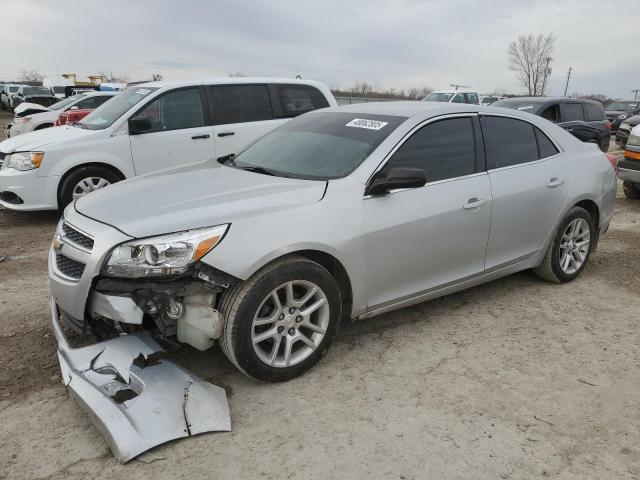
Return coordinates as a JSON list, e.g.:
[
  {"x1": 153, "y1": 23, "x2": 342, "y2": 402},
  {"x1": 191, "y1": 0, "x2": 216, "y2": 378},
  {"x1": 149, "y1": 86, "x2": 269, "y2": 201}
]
[{"x1": 51, "y1": 298, "x2": 231, "y2": 463}]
